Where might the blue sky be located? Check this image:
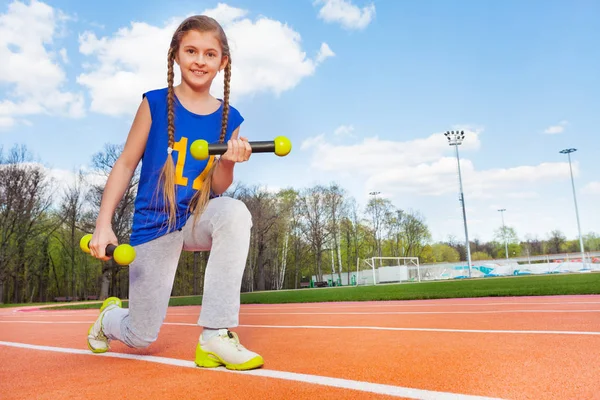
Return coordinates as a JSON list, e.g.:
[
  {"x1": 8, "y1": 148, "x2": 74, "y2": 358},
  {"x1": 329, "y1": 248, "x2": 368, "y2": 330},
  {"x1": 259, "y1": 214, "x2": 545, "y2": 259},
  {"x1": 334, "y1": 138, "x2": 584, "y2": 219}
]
[{"x1": 1, "y1": 0, "x2": 599, "y2": 244}]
